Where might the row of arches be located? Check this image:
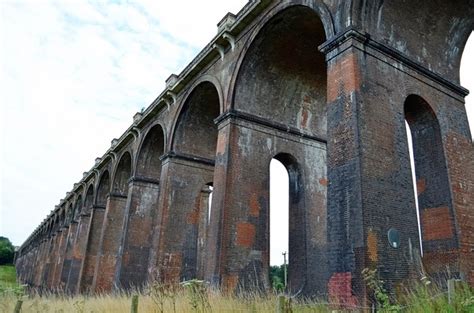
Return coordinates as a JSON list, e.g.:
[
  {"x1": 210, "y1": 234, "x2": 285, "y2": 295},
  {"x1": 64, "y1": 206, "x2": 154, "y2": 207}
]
[{"x1": 15, "y1": 1, "x2": 473, "y2": 301}]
